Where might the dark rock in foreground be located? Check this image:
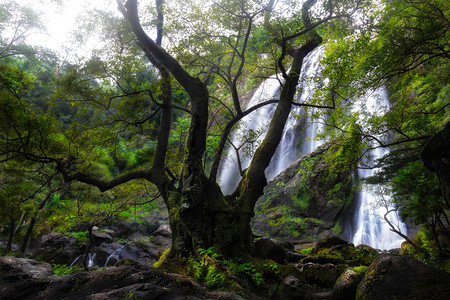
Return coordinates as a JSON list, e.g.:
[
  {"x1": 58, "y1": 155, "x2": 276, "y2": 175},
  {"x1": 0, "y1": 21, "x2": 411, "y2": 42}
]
[
  {"x1": 0, "y1": 256, "x2": 53, "y2": 280},
  {"x1": 356, "y1": 254, "x2": 450, "y2": 299},
  {"x1": 0, "y1": 263, "x2": 244, "y2": 300}
]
